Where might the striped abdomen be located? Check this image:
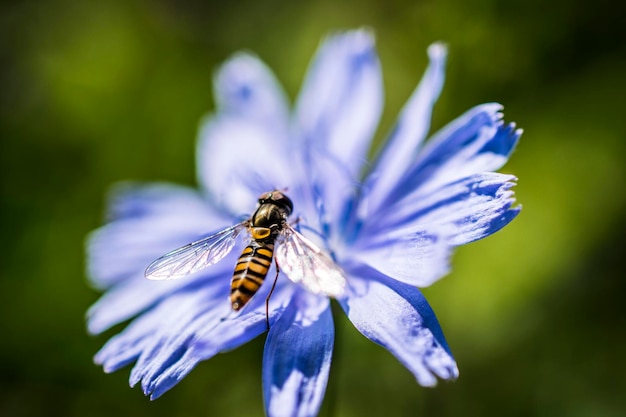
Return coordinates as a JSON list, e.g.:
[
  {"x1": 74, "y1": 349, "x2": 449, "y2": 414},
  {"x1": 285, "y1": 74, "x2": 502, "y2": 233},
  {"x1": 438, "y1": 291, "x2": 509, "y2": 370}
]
[{"x1": 230, "y1": 240, "x2": 274, "y2": 311}]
